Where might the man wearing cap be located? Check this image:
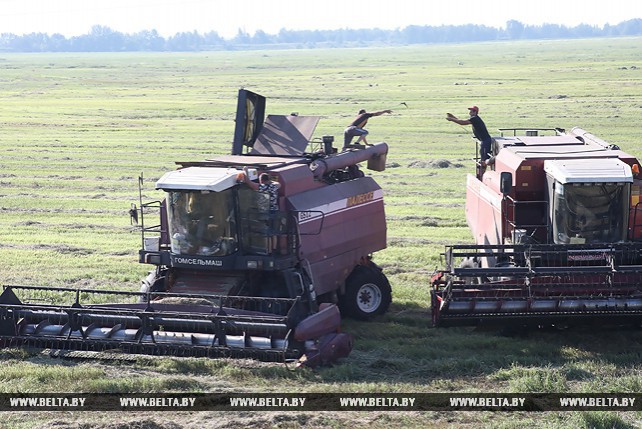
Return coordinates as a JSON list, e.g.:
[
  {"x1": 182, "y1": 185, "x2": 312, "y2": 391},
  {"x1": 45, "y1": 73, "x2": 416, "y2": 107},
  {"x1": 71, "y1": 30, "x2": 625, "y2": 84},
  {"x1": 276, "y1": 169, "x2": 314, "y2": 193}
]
[{"x1": 446, "y1": 106, "x2": 493, "y2": 166}]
